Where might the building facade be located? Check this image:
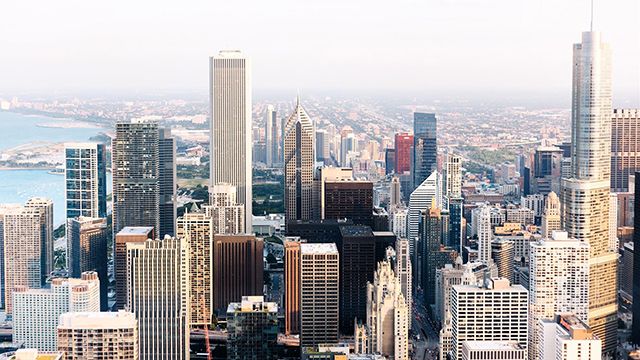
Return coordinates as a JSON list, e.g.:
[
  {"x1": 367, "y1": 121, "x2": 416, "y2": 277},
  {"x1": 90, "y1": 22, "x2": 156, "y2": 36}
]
[
  {"x1": 64, "y1": 142, "x2": 107, "y2": 219},
  {"x1": 114, "y1": 226, "x2": 154, "y2": 310},
  {"x1": 413, "y1": 113, "x2": 437, "y2": 192},
  {"x1": 611, "y1": 109, "x2": 640, "y2": 192},
  {"x1": 227, "y1": 296, "x2": 279, "y2": 360}
]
